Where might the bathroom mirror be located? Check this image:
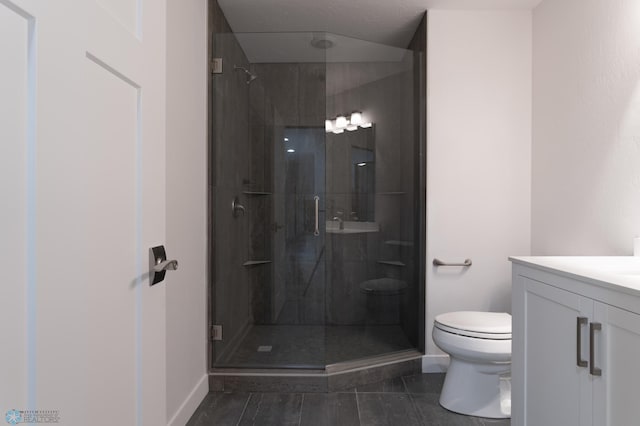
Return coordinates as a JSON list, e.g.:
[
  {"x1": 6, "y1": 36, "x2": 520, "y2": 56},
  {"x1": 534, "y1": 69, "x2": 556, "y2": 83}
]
[
  {"x1": 351, "y1": 146, "x2": 375, "y2": 221},
  {"x1": 326, "y1": 126, "x2": 375, "y2": 222}
]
